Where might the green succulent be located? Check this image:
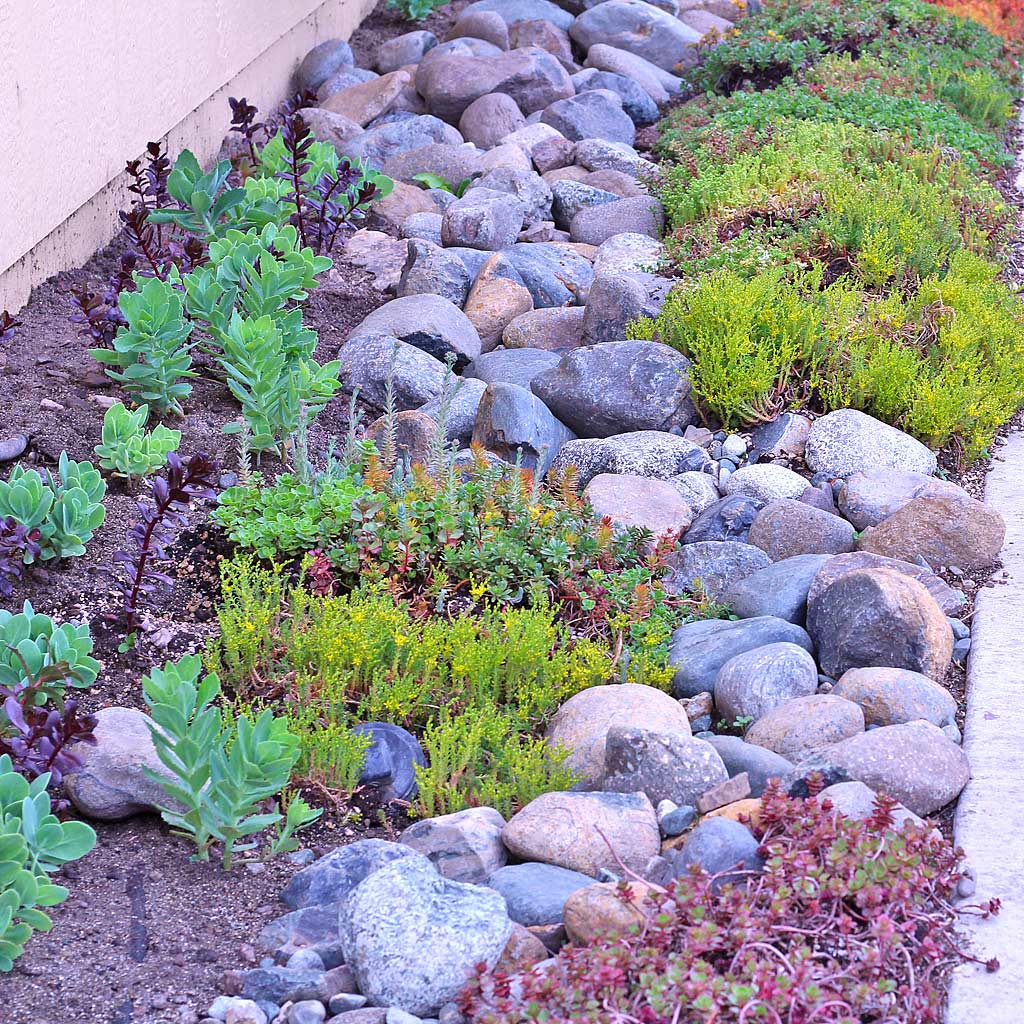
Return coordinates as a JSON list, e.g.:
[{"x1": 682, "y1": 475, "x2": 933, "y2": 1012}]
[
  {"x1": 94, "y1": 402, "x2": 181, "y2": 482},
  {"x1": 0, "y1": 755, "x2": 97, "y2": 971}
]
